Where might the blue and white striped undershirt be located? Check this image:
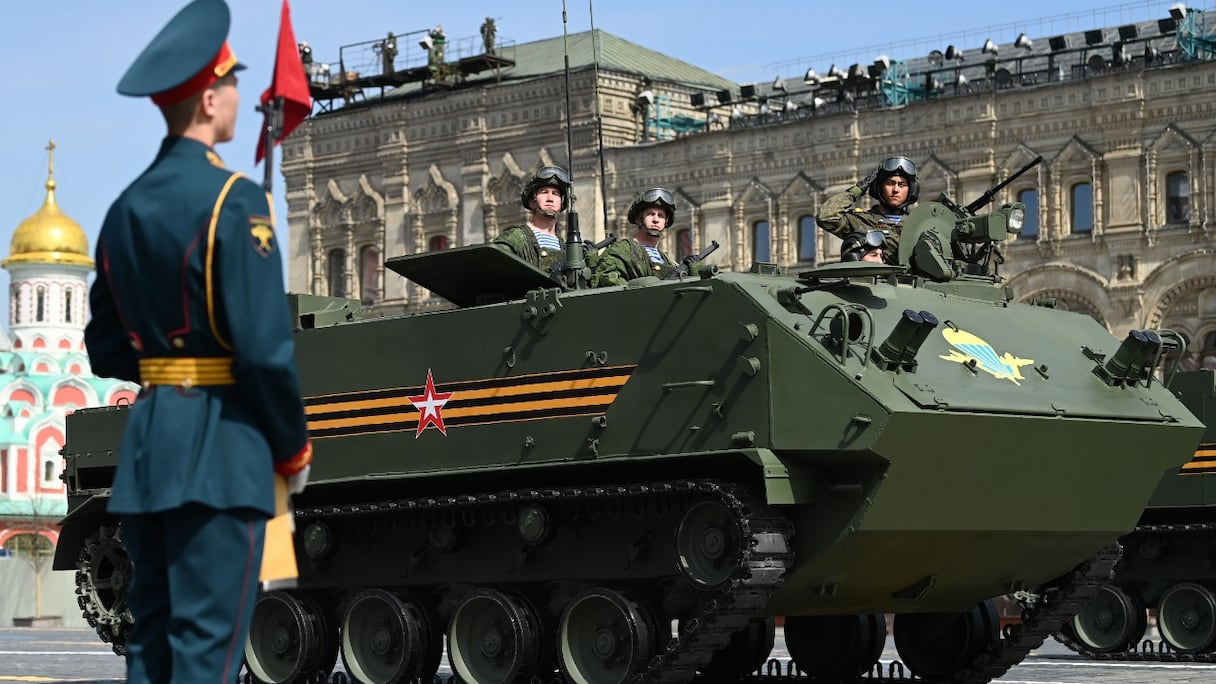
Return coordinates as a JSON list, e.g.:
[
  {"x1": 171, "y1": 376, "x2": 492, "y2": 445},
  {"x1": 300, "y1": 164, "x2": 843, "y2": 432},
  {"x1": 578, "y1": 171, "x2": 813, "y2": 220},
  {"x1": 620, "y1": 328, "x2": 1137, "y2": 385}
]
[
  {"x1": 531, "y1": 228, "x2": 563, "y2": 251},
  {"x1": 643, "y1": 245, "x2": 664, "y2": 263}
]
